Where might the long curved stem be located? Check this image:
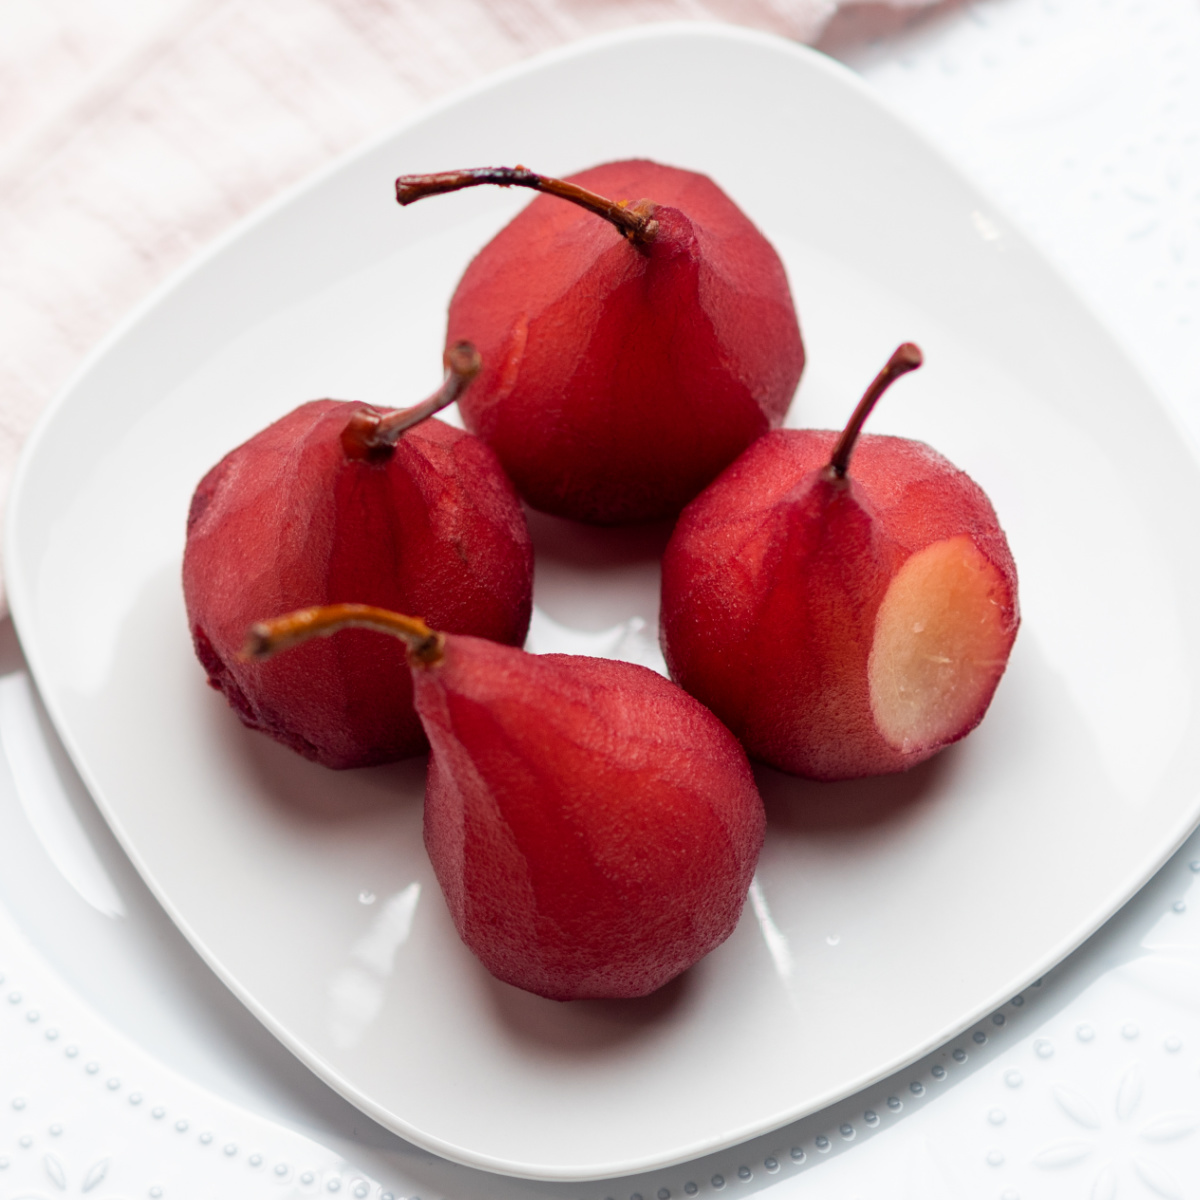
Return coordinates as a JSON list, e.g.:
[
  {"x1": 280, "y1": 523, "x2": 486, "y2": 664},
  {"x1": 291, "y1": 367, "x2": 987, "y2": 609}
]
[
  {"x1": 395, "y1": 166, "x2": 658, "y2": 244},
  {"x1": 242, "y1": 604, "x2": 445, "y2": 667},
  {"x1": 827, "y1": 343, "x2": 924, "y2": 479},
  {"x1": 341, "y1": 341, "x2": 481, "y2": 461}
]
